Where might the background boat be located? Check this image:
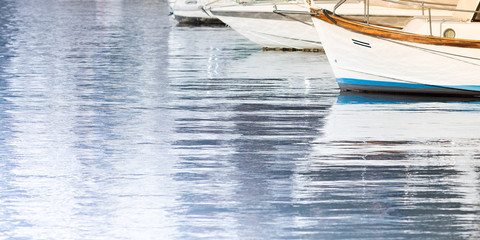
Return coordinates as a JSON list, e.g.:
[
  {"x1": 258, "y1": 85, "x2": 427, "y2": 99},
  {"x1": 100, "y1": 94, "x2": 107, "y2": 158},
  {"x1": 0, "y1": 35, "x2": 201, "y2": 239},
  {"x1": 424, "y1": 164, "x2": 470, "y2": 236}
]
[
  {"x1": 210, "y1": 1, "x2": 324, "y2": 50},
  {"x1": 171, "y1": 0, "x2": 229, "y2": 24}
]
